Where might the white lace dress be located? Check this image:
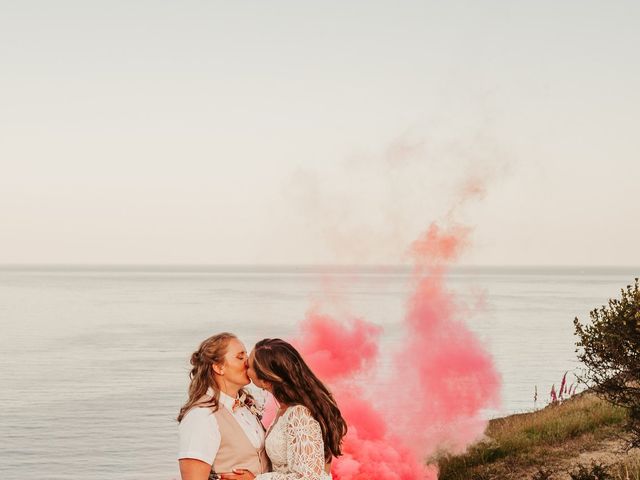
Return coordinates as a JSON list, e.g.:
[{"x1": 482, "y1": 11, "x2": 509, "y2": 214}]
[{"x1": 256, "y1": 405, "x2": 332, "y2": 480}]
